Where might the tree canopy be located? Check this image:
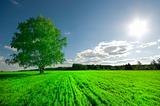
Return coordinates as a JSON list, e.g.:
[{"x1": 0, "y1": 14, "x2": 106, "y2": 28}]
[{"x1": 8, "y1": 16, "x2": 67, "y2": 73}]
